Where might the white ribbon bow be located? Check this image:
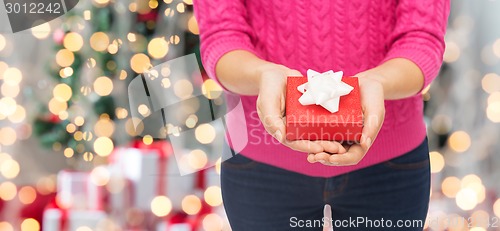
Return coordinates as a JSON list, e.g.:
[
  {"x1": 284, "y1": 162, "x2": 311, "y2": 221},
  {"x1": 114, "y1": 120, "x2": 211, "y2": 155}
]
[{"x1": 297, "y1": 69, "x2": 354, "y2": 113}]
